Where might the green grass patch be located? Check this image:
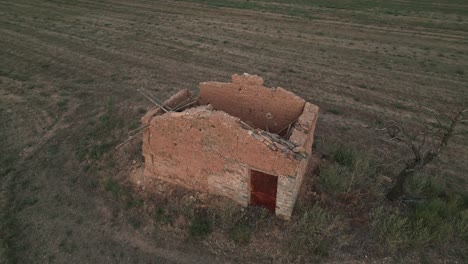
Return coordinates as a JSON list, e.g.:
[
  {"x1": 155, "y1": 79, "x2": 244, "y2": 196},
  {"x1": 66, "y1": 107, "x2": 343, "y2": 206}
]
[
  {"x1": 75, "y1": 77, "x2": 95, "y2": 84},
  {"x1": 318, "y1": 144, "x2": 377, "y2": 195},
  {"x1": 358, "y1": 83, "x2": 368, "y2": 89},
  {"x1": 0, "y1": 205, "x2": 18, "y2": 263},
  {"x1": 327, "y1": 108, "x2": 342, "y2": 115},
  {"x1": 104, "y1": 178, "x2": 121, "y2": 199},
  {"x1": 226, "y1": 206, "x2": 270, "y2": 244},
  {"x1": 154, "y1": 207, "x2": 174, "y2": 225},
  {"x1": 371, "y1": 194, "x2": 468, "y2": 252},
  {"x1": 126, "y1": 198, "x2": 144, "y2": 209},
  {"x1": 407, "y1": 173, "x2": 446, "y2": 198},
  {"x1": 229, "y1": 222, "x2": 253, "y2": 245},
  {"x1": 332, "y1": 145, "x2": 356, "y2": 167},
  {"x1": 76, "y1": 106, "x2": 125, "y2": 161},
  {"x1": 56, "y1": 99, "x2": 69, "y2": 110},
  {"x1": 392, "y1": 102, "x2": 411, "y2": 111},
  {"x1": 288, "y1": 205, "x2": 342, "y2": 256}
]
